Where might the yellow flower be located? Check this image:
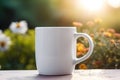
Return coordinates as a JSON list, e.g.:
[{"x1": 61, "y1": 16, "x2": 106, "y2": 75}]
[
  {"x1": 77, "y1": 43, "x2": 88, "y2": 57},
  {"x1": 77, "y1": 43, "x2": 84, "y2": 48},
  {"x1": 73, "y1": 22, "x2": 83, "y2": 27},
  {"x1": 77, "y1": 43, "x2": 85, "y2": 51},
  {"x1": 77, "y1": 45, "x2": 84, "y2": 52},
  {"x1": 103, "y1": 32, "x2": 112, "y2": 37},
  {"x1": 79, "y1": 64, "x2": 87, "y2": 69}
]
